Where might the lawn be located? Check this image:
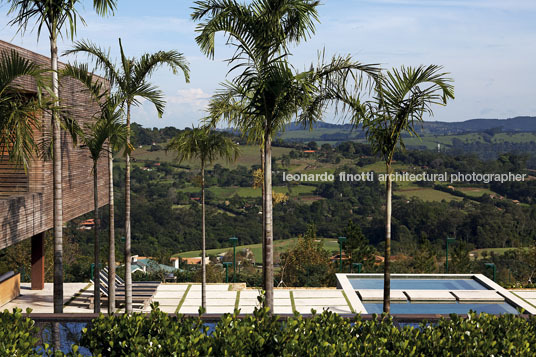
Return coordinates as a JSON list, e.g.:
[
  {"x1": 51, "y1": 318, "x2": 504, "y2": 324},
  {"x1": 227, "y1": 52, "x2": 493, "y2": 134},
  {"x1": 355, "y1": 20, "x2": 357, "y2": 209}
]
[
  {"x1": 470, "y1": 247, "x2": 531, "y2": 260},
  {"x1": 174, "y1": 237, "x2": 341, "y2": 262},
  {"x1": 132, "y1": 144, "x2": 292, "y2": 169},
  {"x1": 455, "y1": 187, "x2": 495, "y2": 198},
  {"x1": 178, "y1": 184, "x2": 316, "y2": 198},
  {"x1": 396, "y1": 187, "x2": 463, "y2": 202}
]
